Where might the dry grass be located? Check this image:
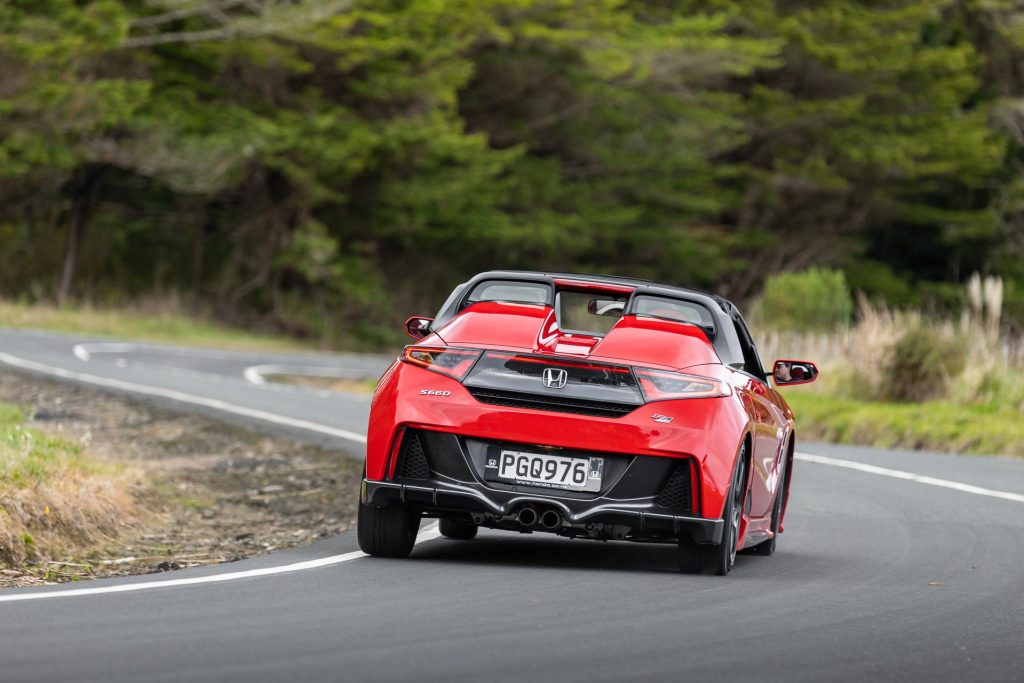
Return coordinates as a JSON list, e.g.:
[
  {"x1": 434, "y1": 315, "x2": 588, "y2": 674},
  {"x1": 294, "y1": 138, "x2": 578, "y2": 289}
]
[
  {"x1": 0, "y1": 403, "x2": 151, "y2": 569},
  {"x1": 759, "y1": 296, "x2": 1024, "y2": 404},
  {"x1": 0, "y1": 371, "x2": 365, "y2": 587},
  {"x1": 757, "y1": 287, "x2": 1024, "y2": 456}
]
